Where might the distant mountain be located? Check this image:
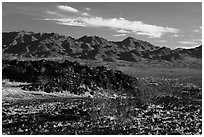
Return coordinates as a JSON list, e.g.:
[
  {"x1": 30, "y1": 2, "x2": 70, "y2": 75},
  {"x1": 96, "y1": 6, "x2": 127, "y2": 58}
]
[
  {"x1": 114, "y1": 37, "x2": 160, "y2": 52},
  {"x1": 2, "y1": 31, "x2": 202, "y2": 62}
]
